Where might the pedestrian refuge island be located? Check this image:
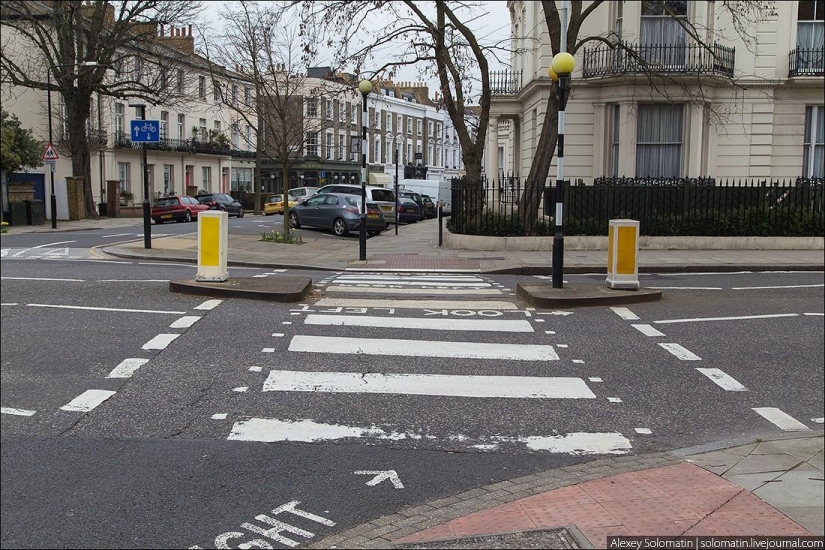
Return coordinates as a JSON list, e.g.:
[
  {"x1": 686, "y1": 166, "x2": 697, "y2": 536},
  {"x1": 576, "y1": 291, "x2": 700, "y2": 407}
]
[
  {"x1": 606, "y1": 219, "x2": 640, "y2": 290},
  {"x1": 197, "y1": 210, "x2": 229, "y2": 282}
]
